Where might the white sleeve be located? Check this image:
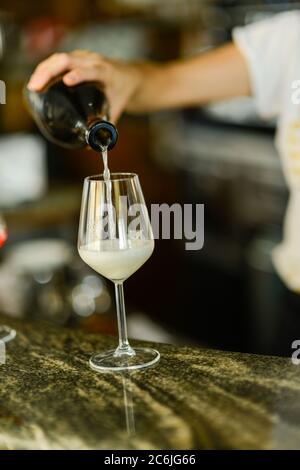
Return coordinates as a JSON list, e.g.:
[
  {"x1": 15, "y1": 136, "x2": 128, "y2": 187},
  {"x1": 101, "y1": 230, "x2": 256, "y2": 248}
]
[{"x1": 232, "y1": 11, "x2": 300, "y2": 119}]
